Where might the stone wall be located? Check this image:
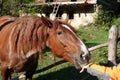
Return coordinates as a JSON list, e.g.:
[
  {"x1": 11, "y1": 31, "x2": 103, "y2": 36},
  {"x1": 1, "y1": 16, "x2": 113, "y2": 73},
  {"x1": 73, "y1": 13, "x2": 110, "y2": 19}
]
[
  {"x1": 69, "y1": 13, "x2": 96, "y2": 28},
  {"x1": 29, "y1": 0, "x2": 97, "y2": 28},
  {"x1": 49, "y1": 12, "x2": 97, "y2": 29}
]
